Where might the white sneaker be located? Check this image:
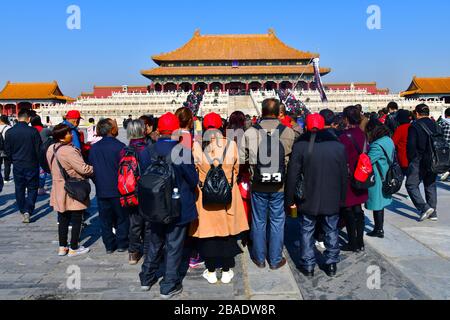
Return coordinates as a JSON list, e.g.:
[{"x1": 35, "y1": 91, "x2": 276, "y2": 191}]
[
  {"x1": 315, "y1": 241, "x2": 326, "y2": 251},
  {"x1": 68, "y1": 246, "x2": 90, "y2": 257},
  {"x1": 441, "y1": 172, "x2": 450, "y2": 181},
  {"x1": 22, "y1": 213, "x2": 30, "y2": 224},
  {"x1": 220, "y1": 270, "x2": 234, "y2": 284},
  {"x1": 420, "y1": 208, "x2": 435, "y2": 222},
  {"x1": 202, "y1": 270, "x2": 218, "y2": 284},
  {"x1": 58, "y1": 247, "x2": 69, "y2": 256}
]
